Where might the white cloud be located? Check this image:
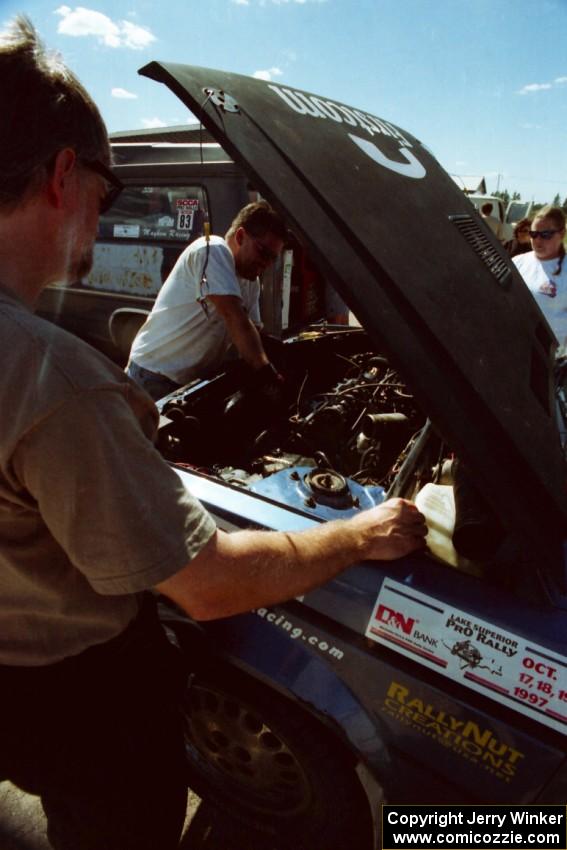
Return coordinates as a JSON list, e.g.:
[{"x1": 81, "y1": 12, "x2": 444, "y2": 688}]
[
  {"x1": 112, "y1": 87, "x2": 137, "y2": 99},
  {"x1": 555, "y1": 76, "x2": 567, "y2": 84},
  {"x1": 54, "y1": 6, "x2": 155, "y2": 49},
  {"x1": 231, "y1": 0, "x2": 250, "y2": 5},
  {"x1": 518, "y1": 82, "x2": 552, "y2": 94},
  {"x1": 120, "y1": 19, "x2": 155, "y2": 49},
  {"x1": 253, "y1": 66, "x2": 283, "y2": 81},
  {"x1": 141, "y1": 117, "x2": 168, "y2": 128},
  {"x1": 55, "y1": 6, "x2": 120, "y2": 46},
  {"x1": 518, "y1": 82, "x2": 553, "y2": 94}
]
